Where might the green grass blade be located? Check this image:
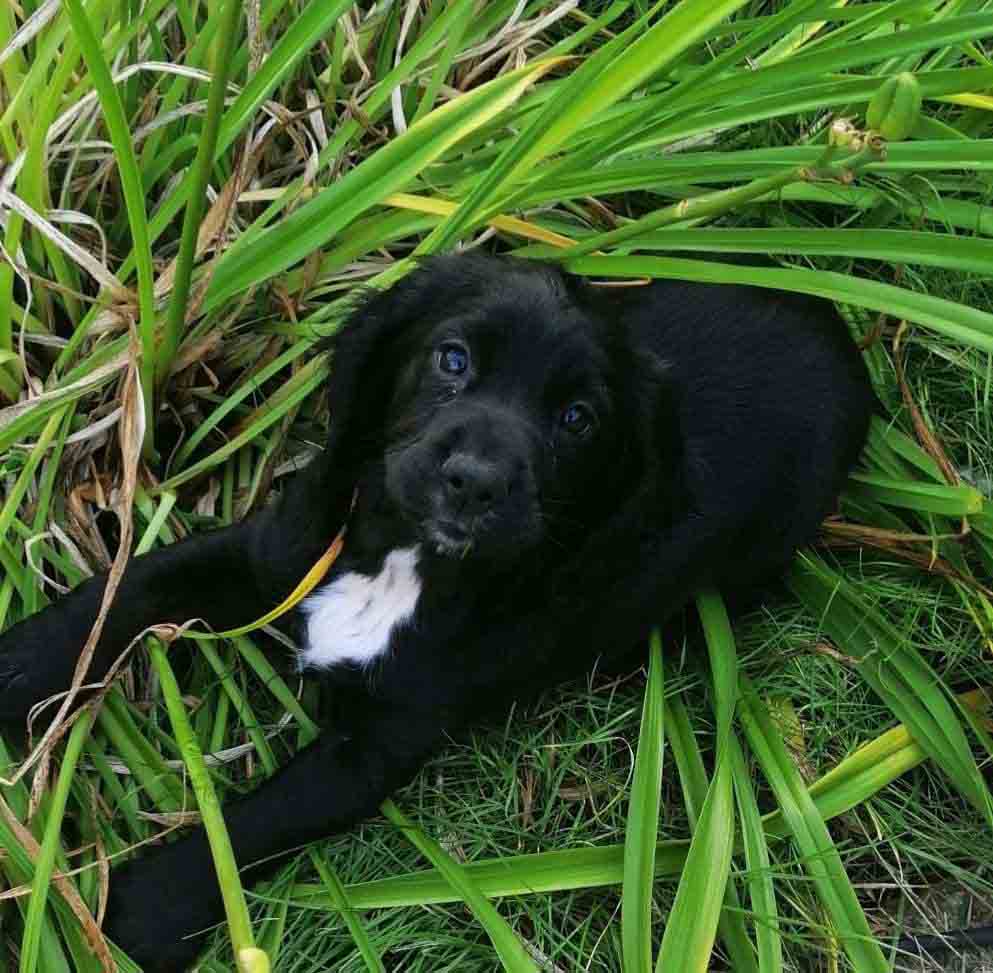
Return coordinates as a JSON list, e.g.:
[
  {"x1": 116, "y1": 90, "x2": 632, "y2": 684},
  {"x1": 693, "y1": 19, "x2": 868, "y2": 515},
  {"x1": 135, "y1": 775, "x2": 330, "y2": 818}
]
[
  {"x1": 196, "y1": 639, "x2": 277, "y2": 777},
  {"x1": 296, "y1": 694, "x2": 992, "y2": 955},
  {"x1": 605, "y1": 226, "x2": 993, "y2": 276},
  {"x1": 847, "y1": 472, "x2": 984, "y2": 516},
  {"x1": 380, "y1": 799, "x2": 538, "y2": 973},
  {"x1": 157, "y1": 0, "x2": 243, "y2": 384},
  {"x1": 18, "y1": 708, "x2": 95, "y2": 973},
  {"x1": 730, "y1": 736, "x2": 781, "y2": 973},
  {"x1": 563, "y1": 255, "x2": 993, "y2": 353},
  {"x1": 621, "y1": 630, "x2": 665, "y2": 973},
  {"x1": 233, "y1": 637, "x2": 321, "y2": 746},
  {"x1": 62, "y1": 0, "x2": 156, "y2": 453},
  {"x1": 789, "y1": 553, "x2": 992, "y2": 821},
  {"x1": 204, "y1": 59, "x2": 561, "y2": 308},
  {"x1": 662, "y1": 13, "x2": 993, "y2": 115},
  {"x1": 665, "y1": 695, "x2": 758, "y2": 973},
  {"x1": 421, "y1": 0, "x2": 752, "y2": 252},
  {"x1": 655, "y1": 591, "x2": 738, "y2": 973},
  {"x1": 307, "y1": 849, "x2": 385, "y2": 973},
  {"x1": 156, "y1": 354, "x2": 329, "y2": 492},
  {"x1": 290, "y1": 690, "x2": 989, "y2": 910},
  {"x1": 737, "y1": 676, "x2": 889, "y2": 973},
  {"x1": 216, "y1": 0, "x2": 355, "y2": 158},
  {"x1": 148, "y1": 638, "x2": 266, "y2": 972}
]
